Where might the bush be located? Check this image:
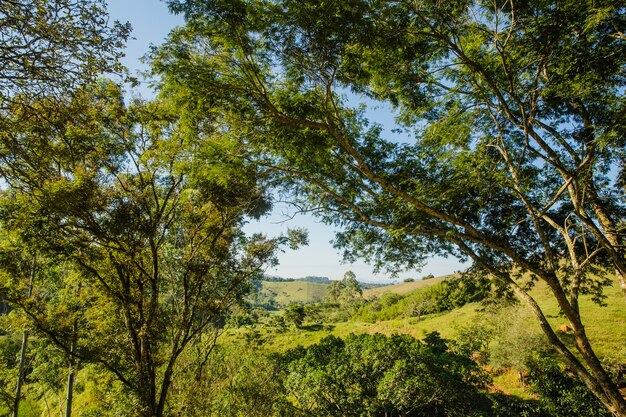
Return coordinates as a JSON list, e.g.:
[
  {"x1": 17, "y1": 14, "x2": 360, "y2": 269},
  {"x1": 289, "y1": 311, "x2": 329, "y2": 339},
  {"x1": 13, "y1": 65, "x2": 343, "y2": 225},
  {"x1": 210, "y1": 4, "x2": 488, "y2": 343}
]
[
  {"x1": 279, "y1": 332, "x2": 491, "y2": 417},
  {"x1": 527, "y1": 358, "x2": 612, "y2": 417},
  {"x1": 283, "y1": 304, "x2": 305, "y2": 328},
  {"x1": 227, "y1": 312, "x2": 256, "y2": 327}
]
